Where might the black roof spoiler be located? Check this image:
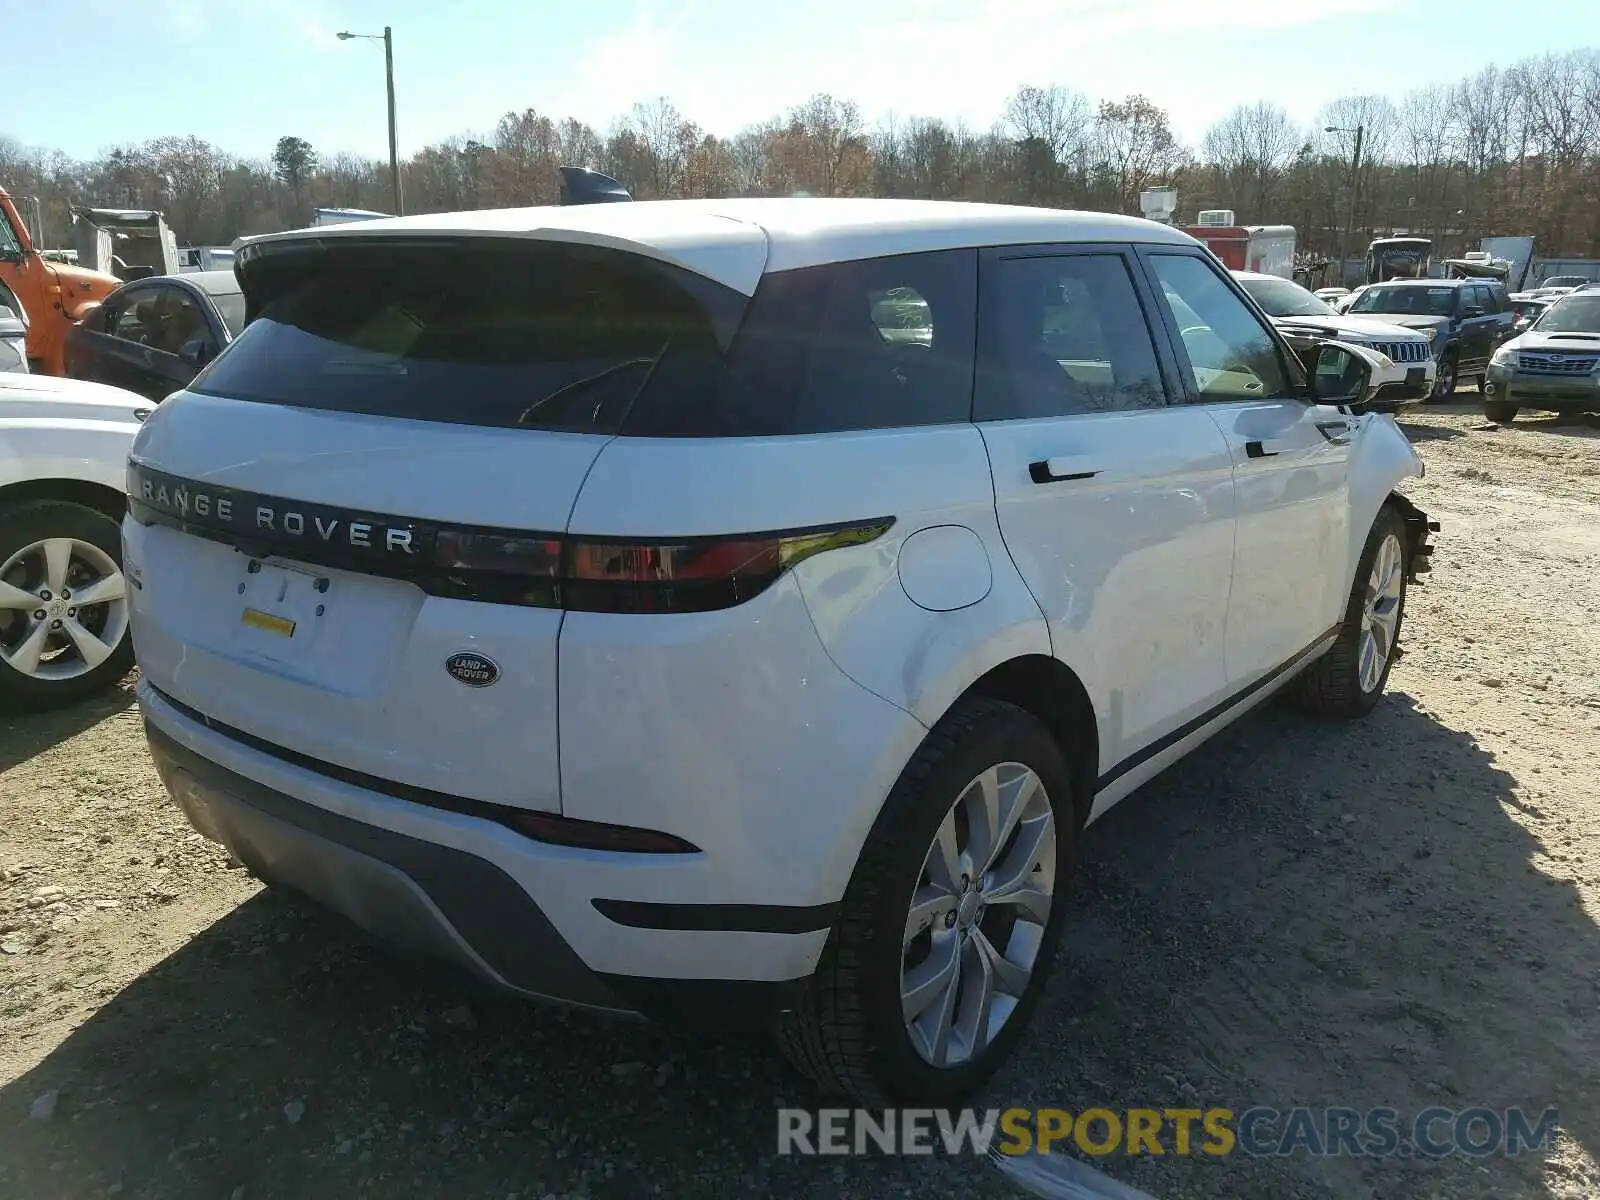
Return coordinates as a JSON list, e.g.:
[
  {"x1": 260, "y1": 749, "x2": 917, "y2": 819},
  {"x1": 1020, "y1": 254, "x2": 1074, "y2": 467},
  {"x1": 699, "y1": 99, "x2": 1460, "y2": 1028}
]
[{"x1": 558, "y1": 167, "x2": 632, "y2": 205}]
